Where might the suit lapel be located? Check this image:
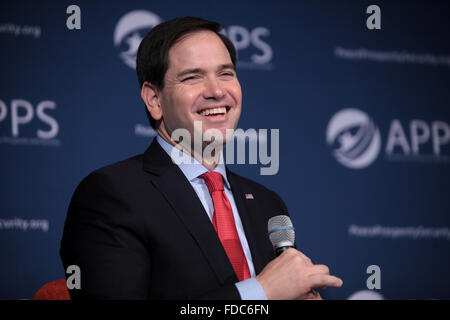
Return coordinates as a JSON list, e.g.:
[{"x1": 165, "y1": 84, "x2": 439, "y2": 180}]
[{"x1": 142, "y1": 139, "x2": 238, "y2": 285}]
